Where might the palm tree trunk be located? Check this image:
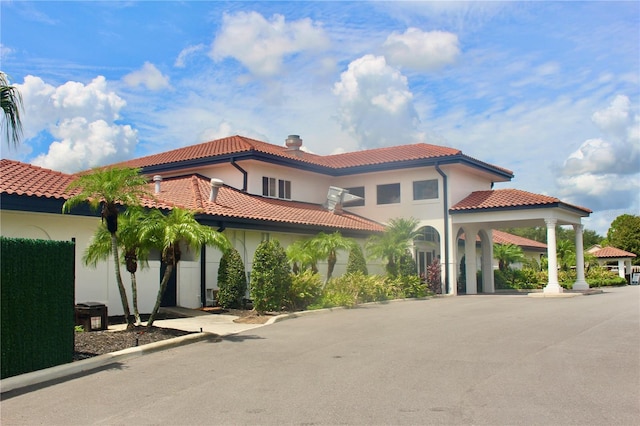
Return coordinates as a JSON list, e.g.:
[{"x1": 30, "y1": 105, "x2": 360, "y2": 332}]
[
  {"x1": 111, "y1": 234, "x2": 133, "y2": 329},
  {"x1": 327, "y1": 251, "x2": 336, "y2": 281},
  {"x1": 130, "y1": 272, "x2": 141, "y2": 326},
  {"x1": 147, "y1": 263, "x2": 174, "y2": 327}
]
